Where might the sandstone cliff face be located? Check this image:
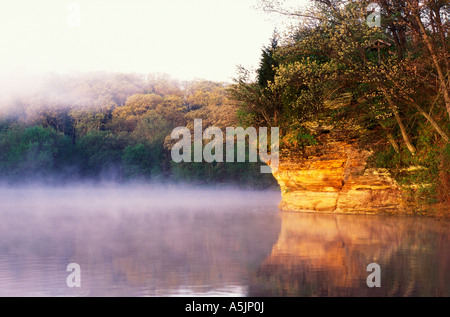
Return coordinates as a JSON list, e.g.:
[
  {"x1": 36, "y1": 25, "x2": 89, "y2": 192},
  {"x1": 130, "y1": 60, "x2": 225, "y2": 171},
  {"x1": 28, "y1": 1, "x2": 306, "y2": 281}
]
[{"x1": 271, "y1": 130, "x2": 408, "y2": 214}]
